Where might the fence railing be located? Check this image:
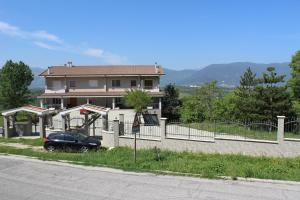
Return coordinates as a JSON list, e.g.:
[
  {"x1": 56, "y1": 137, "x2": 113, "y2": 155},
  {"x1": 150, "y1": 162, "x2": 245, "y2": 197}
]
[
  {"x1": 166, "y1": 120, "x2": 278, "y2": 141},
  {"x1": 119, "y1": 121, "x2": 161, "y2": 140},
  {"x1": 284, "y1": 119, "x2": 300, "y2": 140},
  {"x1": 215, "y1": 121, "x2": 277, "y2": 141},
  {"x1": 166, "y1": 121, "x2": 215, "y2": 141}
]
